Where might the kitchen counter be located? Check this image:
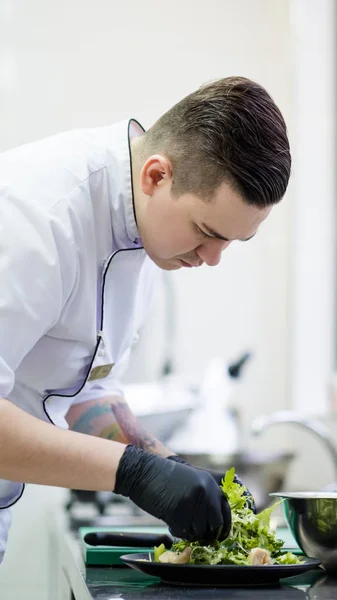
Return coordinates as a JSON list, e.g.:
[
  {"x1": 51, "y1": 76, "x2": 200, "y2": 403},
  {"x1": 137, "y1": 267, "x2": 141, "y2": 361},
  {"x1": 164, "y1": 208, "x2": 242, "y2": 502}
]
[{"x1": 47, "y1": 506, "x2": 337, "y2": 600}]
